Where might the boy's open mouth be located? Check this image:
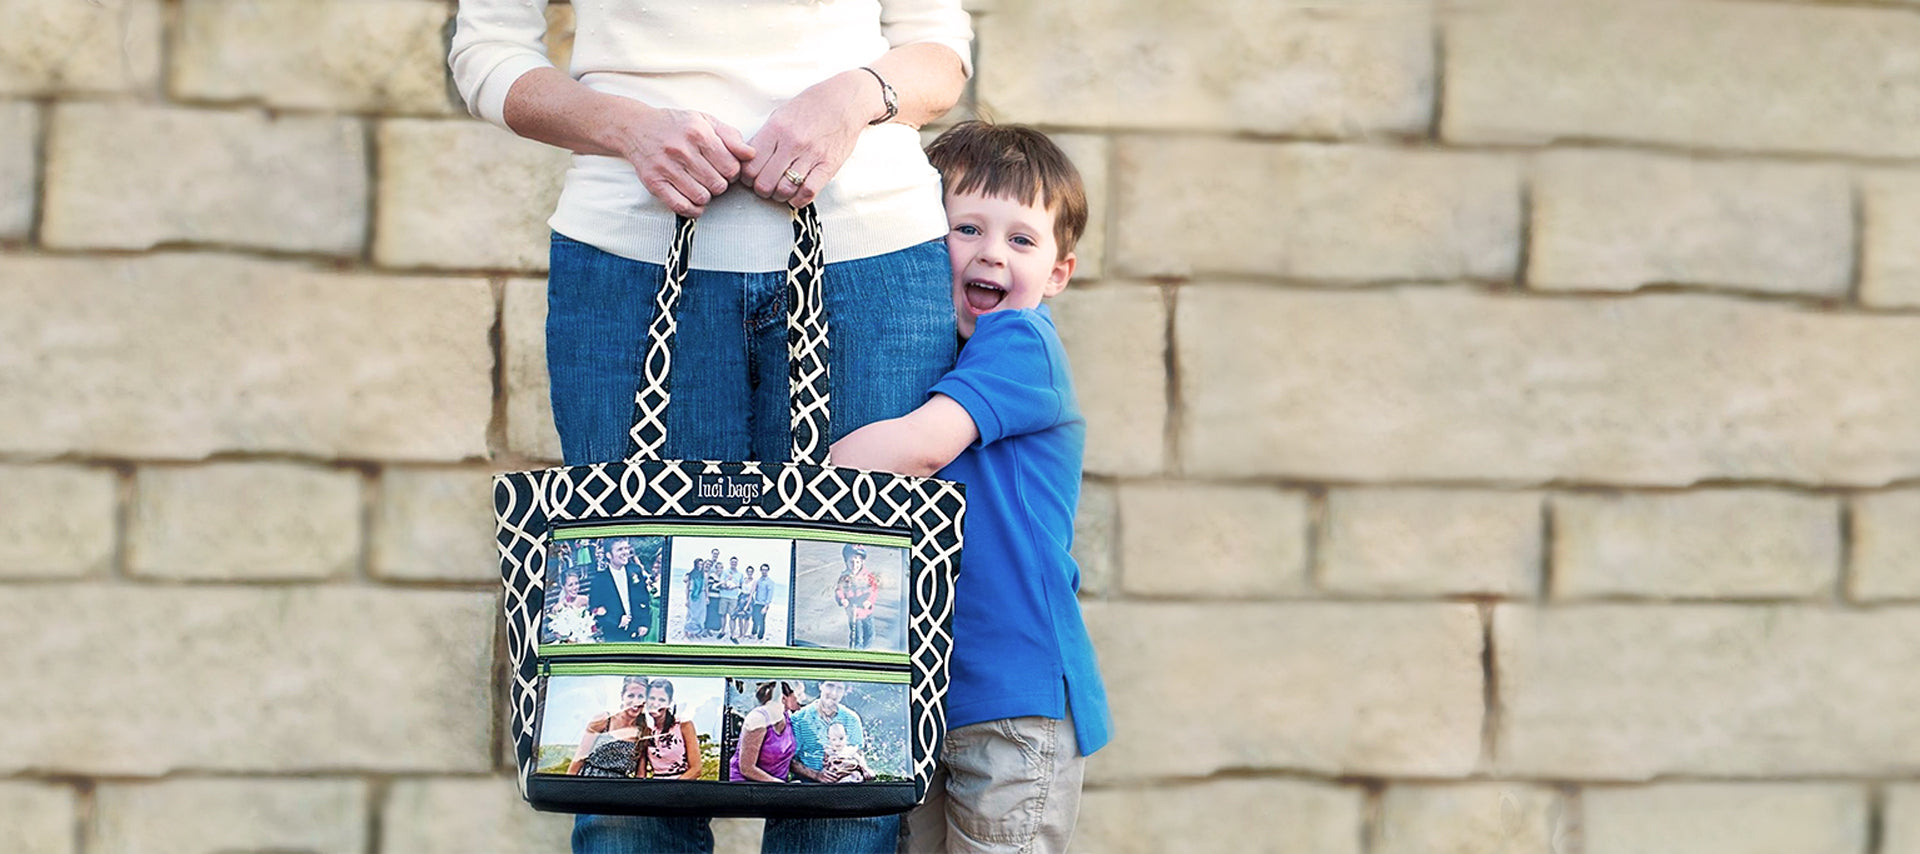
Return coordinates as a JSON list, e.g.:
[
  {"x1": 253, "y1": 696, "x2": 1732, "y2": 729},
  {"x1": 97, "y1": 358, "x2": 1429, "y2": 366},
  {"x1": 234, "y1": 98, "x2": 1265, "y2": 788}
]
[{"x1": 964, "y1": 280, "x2": 1006, "y2": 312}]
